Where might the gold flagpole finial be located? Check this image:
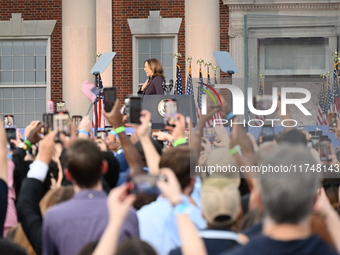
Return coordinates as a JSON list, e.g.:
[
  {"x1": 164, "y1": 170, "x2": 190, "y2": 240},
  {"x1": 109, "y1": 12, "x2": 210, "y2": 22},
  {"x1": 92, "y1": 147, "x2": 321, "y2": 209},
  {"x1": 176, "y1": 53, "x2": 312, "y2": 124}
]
[
  {"x1": 173, "y1": 53, "x2": 182, "y2": 59},
  {"x1": 197, "y1": 59, "x2": 204, "y2": 65},
  {"x1": 96, "y1": 53, "x2": 102, "y2": 60},
  {"x1": 204, "y1": 62, "x2": 212, "y2": 67},
  {"x1": 187, "y1": 56, "x2": 192, "y2": 63},
  {"x1": 332, "y1": 51, "x2": 339, "y2": 63},
  {"x1": 258, "y1": 73, "x2": 265, "y2": 78}
]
